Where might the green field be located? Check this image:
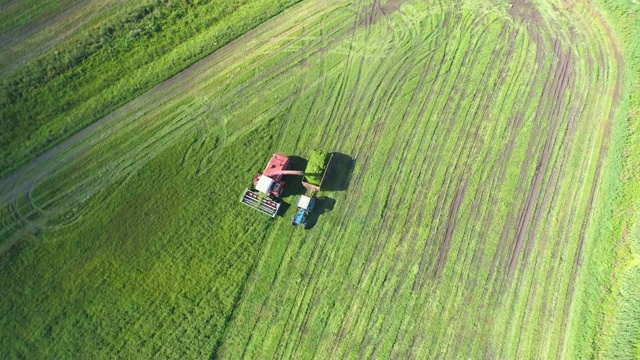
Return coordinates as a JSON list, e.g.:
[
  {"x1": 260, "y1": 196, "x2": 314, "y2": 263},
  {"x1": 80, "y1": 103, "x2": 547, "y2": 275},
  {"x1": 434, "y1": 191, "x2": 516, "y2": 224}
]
[
  {"x1": 0, "y1": 0, "x2": 302, "y2": 178},
  {"x1": 1, "y1": 0, "x2": 639, "y2": 358}
]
